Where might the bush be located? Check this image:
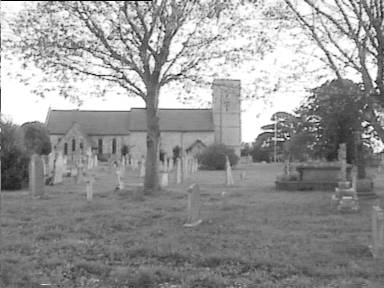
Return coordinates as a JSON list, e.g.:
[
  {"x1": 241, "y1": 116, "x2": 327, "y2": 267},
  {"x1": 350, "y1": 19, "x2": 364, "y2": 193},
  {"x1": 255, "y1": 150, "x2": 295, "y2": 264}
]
[
  {"x1": 198, "y1": 144, "x2": 239, "y2": 170},
  {"x1": 1, "y1": 119, "x2": 30, "y2": 190},
  {"x1": 21, "y1": 121, "x2": 51, "y2": 155}
]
